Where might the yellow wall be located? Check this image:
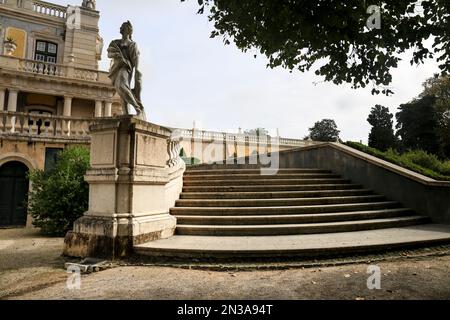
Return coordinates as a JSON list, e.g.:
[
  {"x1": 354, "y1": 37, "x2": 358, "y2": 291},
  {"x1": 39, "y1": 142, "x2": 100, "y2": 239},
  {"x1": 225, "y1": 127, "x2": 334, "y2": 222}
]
[
  {"x1": 5, "y1": 27, "x2": 27, "y2": 59},
  {"x1": 72, "y1": 99, "x2": 95, "y2": 118},
  {"x1": 0, "y1": 140, "x2": 89, "y2": 170}
]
